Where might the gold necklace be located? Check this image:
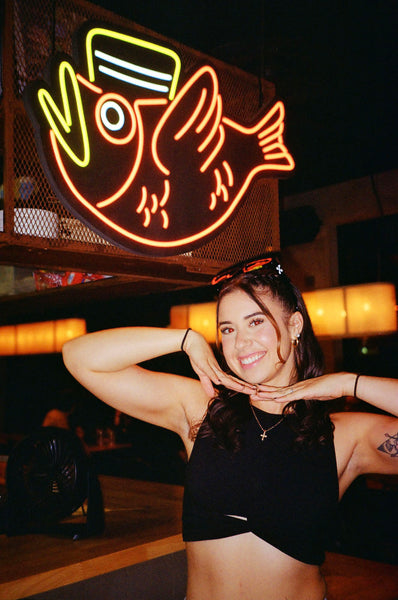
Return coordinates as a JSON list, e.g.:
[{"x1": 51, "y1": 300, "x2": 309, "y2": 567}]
[{"x1": 250, "y1": 404, "x2": 284, "y2": 441}]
